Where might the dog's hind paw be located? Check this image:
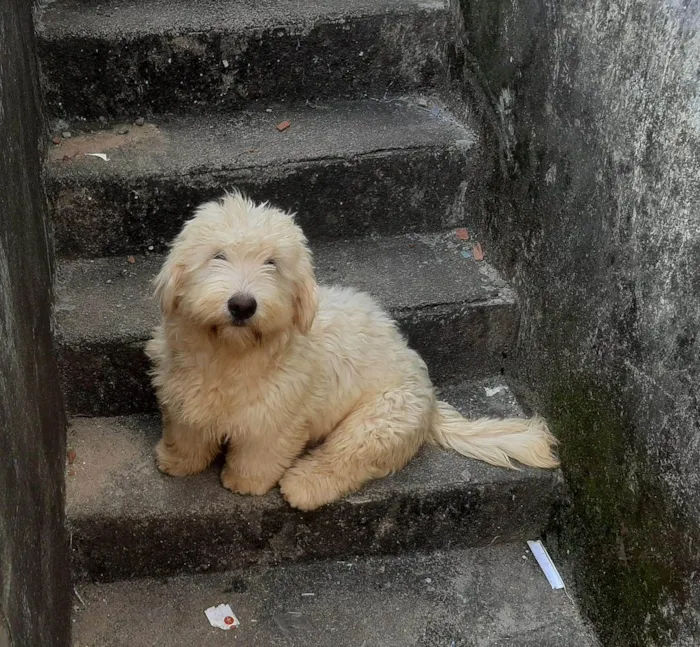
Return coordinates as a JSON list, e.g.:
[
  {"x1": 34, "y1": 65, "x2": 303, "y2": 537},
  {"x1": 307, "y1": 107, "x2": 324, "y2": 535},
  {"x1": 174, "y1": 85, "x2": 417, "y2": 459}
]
[
  {"x1": 220, "y1": 464, "x2": 276, "y2": 497},
  {"x1": 279, "y1": 469, "x2": 338, "y2": 511}
]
